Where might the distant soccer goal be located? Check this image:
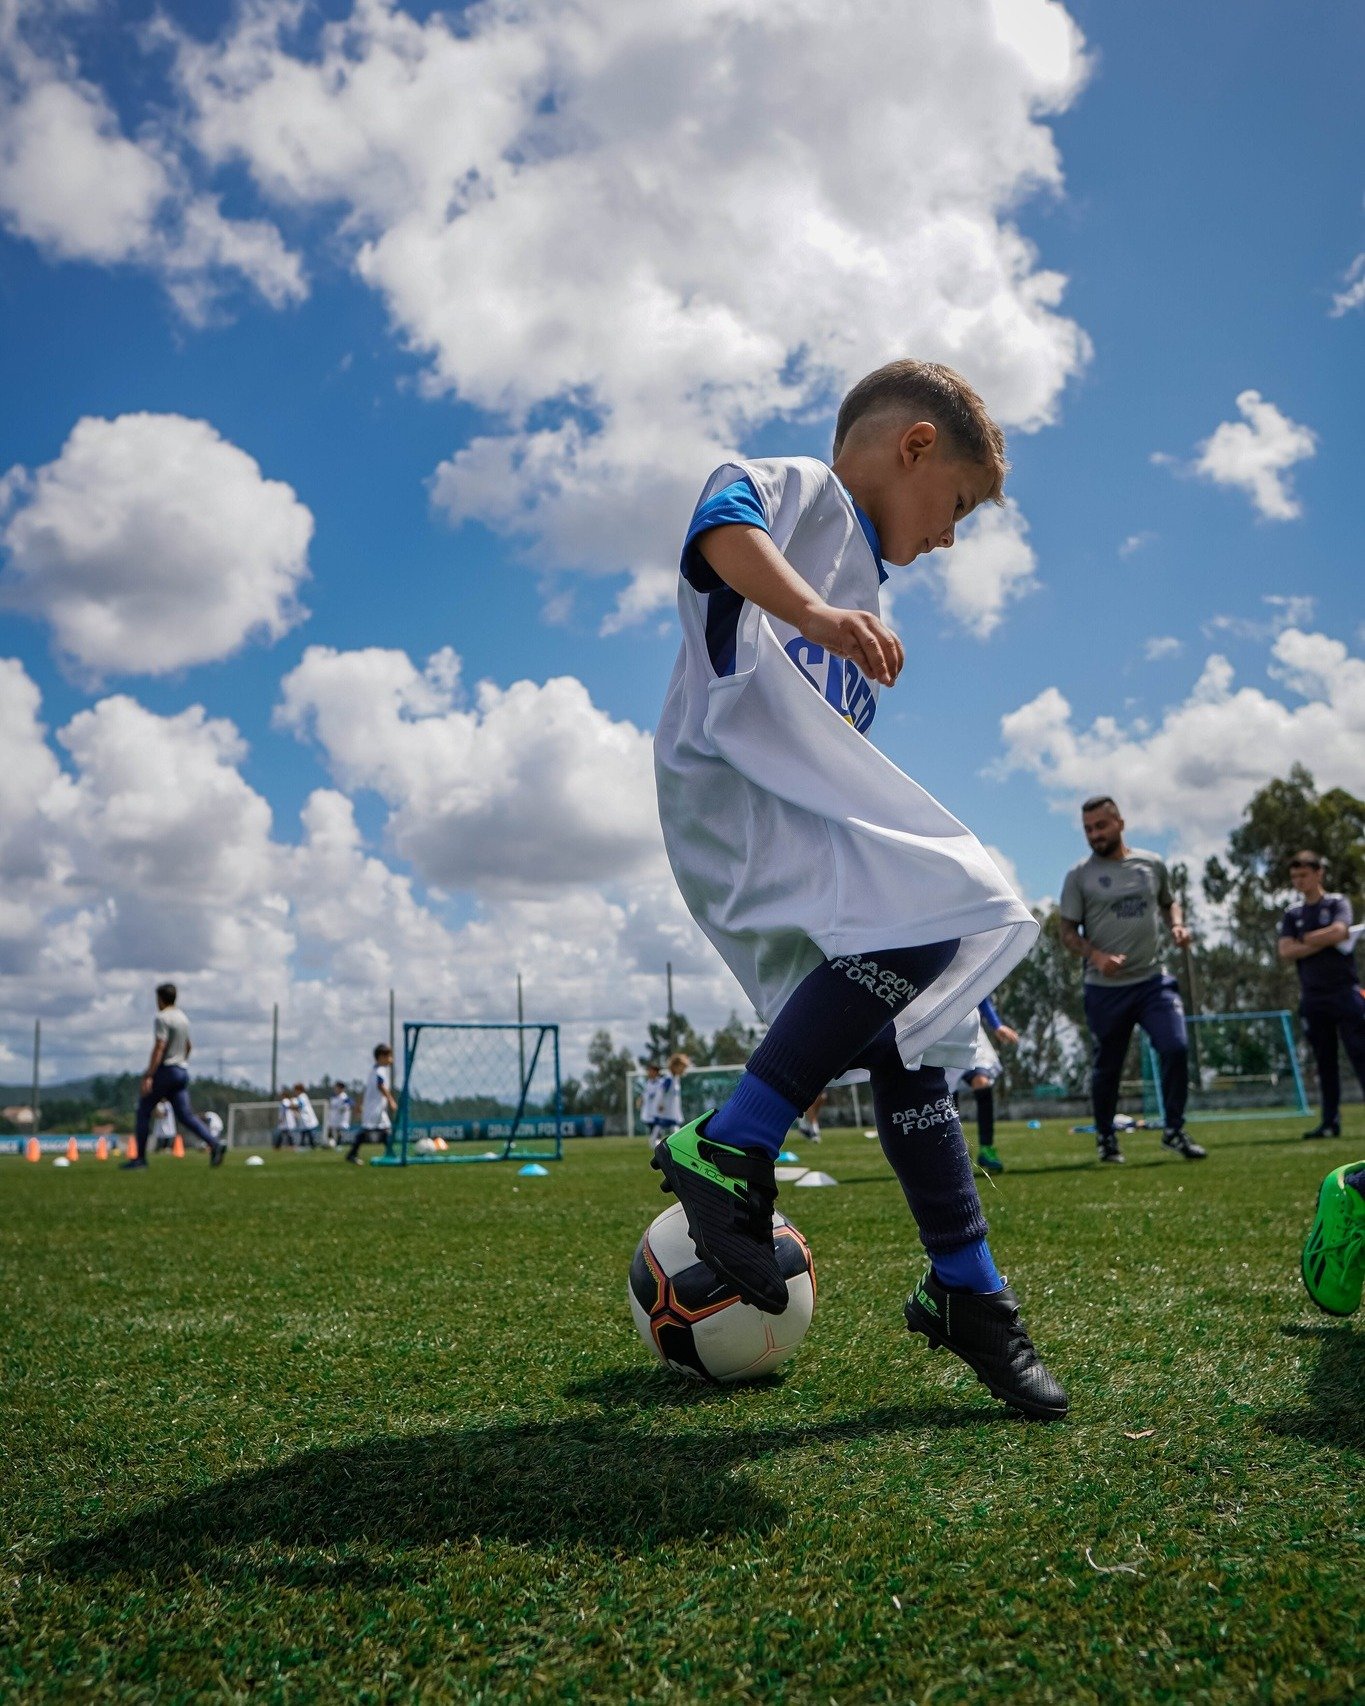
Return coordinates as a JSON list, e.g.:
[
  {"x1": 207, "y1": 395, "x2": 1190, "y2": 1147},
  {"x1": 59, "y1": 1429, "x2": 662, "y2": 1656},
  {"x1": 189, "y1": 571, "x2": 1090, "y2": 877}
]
[
  {"x1": 226, "y1": 1101, "x2": 280, "y2": 1148},
  {"x1": 377, "y1": 1021, "x2": 565, "y2": 1166},
  {"x1": 625, "y1": 1063, "x2": 746, "y2": 1136},
  {"x1": 1140, "y1": 1009, "x2": 1308, "y2": 1124}
]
